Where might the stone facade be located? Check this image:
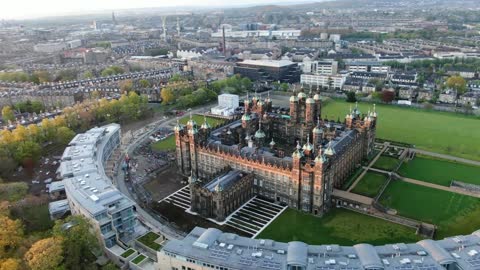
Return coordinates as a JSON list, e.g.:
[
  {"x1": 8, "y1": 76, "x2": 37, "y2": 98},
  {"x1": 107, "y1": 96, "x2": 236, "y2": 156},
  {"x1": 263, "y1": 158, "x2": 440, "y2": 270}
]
[
  {"x1": 190, "y1": 169, "x2": 254, "y2": 222},
  {"x1": 175, "y1": 90, "x2": 377, "y2": 216}
]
